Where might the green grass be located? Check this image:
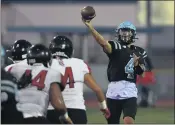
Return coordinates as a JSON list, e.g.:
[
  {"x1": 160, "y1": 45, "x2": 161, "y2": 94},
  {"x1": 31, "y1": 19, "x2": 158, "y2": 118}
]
[{"x1": 86, "y1": 107, "x2": 174, "y2": 124}]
